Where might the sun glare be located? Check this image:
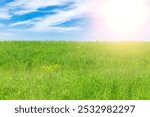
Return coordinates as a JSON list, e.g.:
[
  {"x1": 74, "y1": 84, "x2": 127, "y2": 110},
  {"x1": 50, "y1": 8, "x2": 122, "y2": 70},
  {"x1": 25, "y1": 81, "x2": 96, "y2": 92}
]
[{"x1": 92, "y1": 0, "x2": 149, "y2": 36}]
